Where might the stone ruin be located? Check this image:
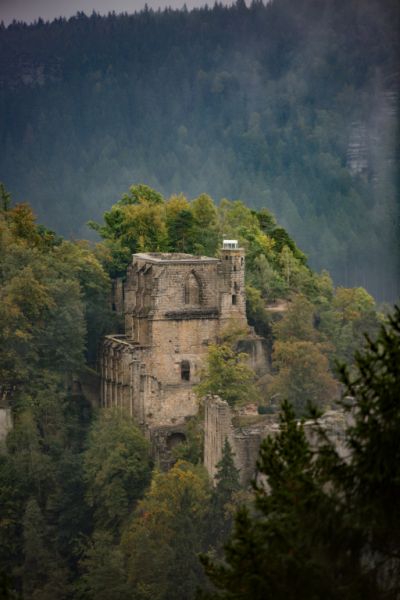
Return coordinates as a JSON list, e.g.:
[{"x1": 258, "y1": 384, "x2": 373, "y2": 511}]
[
  {"x1": 99, "y1": 241, "x2": 269, "y2": 460},
  {"x1": 204, "y1": 395, "x2": 351, "y2": 485}
]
